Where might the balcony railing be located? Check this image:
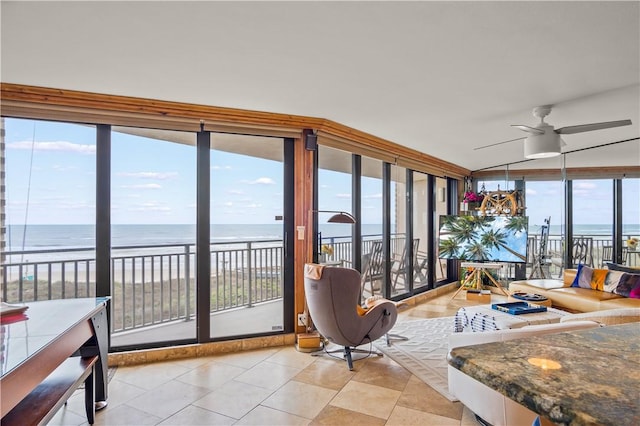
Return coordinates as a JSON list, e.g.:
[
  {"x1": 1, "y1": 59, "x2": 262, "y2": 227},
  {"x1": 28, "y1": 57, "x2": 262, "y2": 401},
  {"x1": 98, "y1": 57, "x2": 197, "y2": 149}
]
[
  {"x1": 2, "y1": 240, "x2": 283, "y2": 334},
  {"x1": 2, "y1": 233, "x2": 636, "y2": 336}
]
